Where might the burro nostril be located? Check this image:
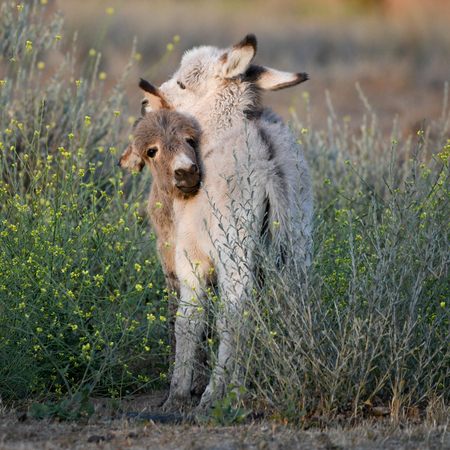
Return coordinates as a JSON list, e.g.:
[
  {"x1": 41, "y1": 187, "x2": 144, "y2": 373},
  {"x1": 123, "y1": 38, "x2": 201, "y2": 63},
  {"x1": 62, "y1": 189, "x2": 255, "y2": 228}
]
[
  {"x1": 174, "y1": 169, "x2": 185, "y2": 181},
  {"x1": 175, "y1": 165, "x2": 199, "y2": 181}
]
